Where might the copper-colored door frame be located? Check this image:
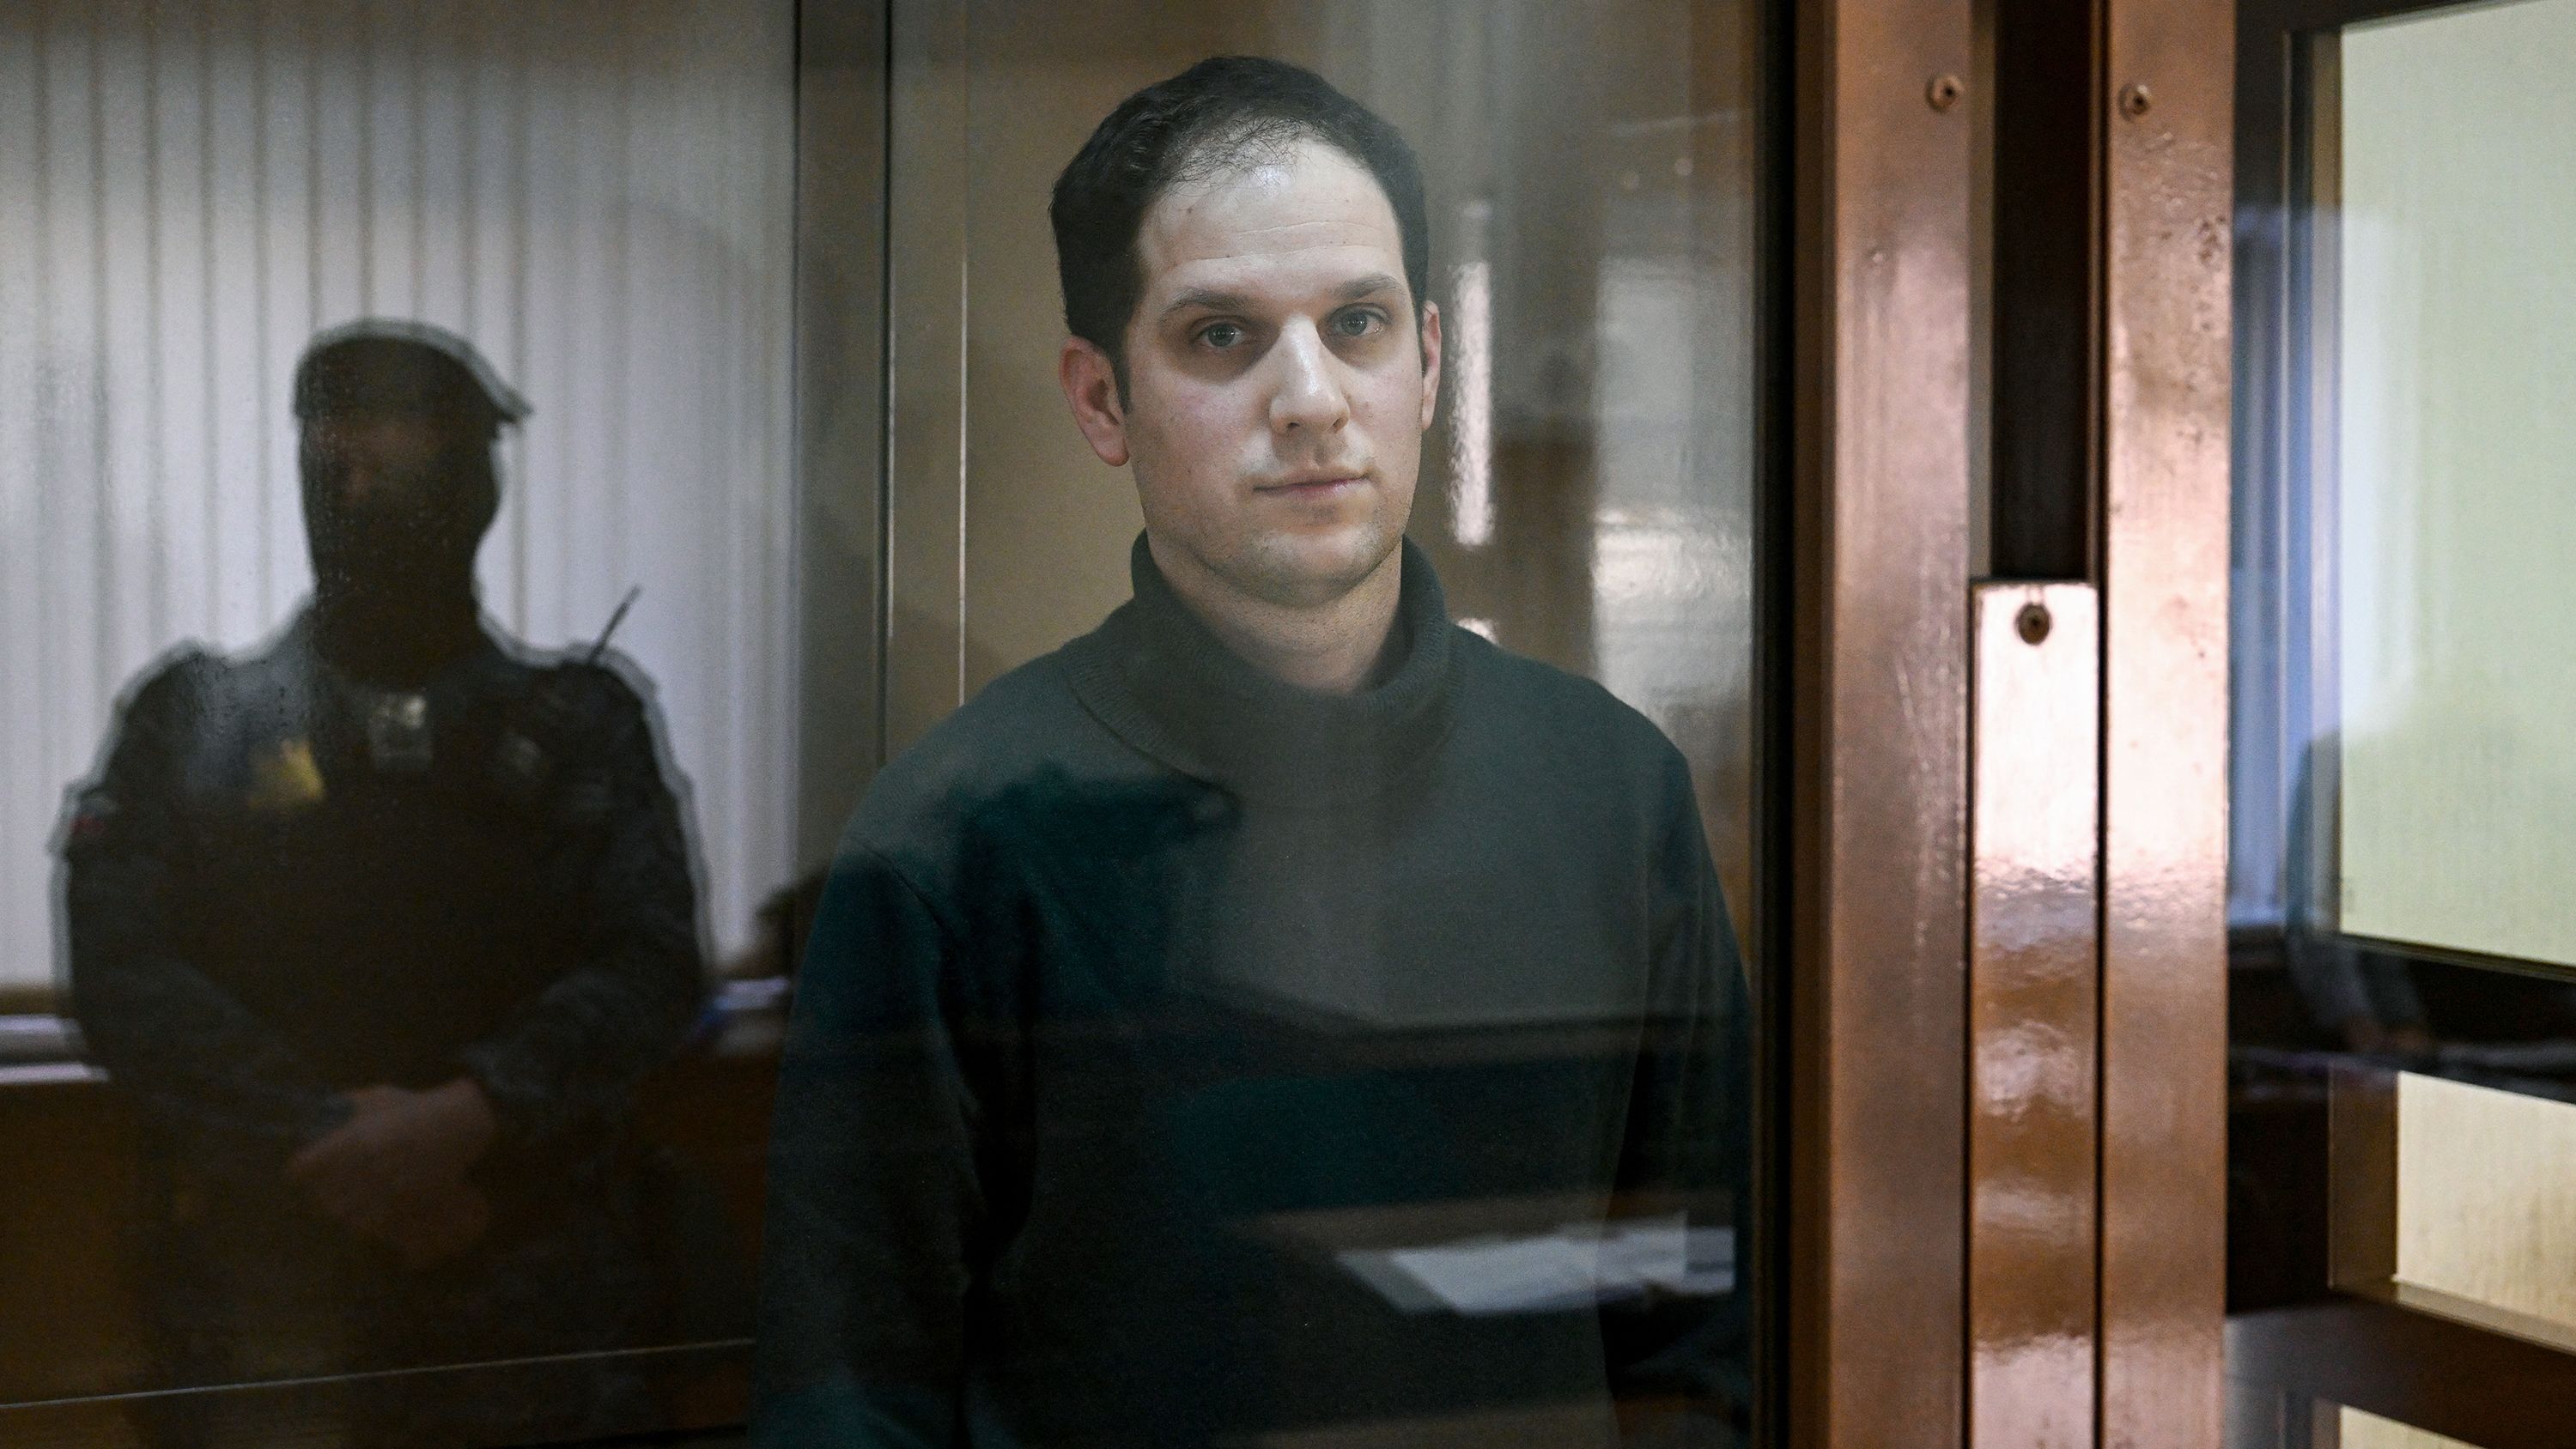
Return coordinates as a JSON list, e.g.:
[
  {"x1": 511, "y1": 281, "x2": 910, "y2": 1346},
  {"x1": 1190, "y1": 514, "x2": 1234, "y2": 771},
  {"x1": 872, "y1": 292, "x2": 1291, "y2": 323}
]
[
  {"x1": 1787, "y1": 1, "x2": 1977, "y2": 1443},
  {"x1": 2097, "y1": 0, "x2": 2233, "y2": 1443},
  {"x1": 1789, "y1": 0, "x2": 2230, "y2": 1442}
]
